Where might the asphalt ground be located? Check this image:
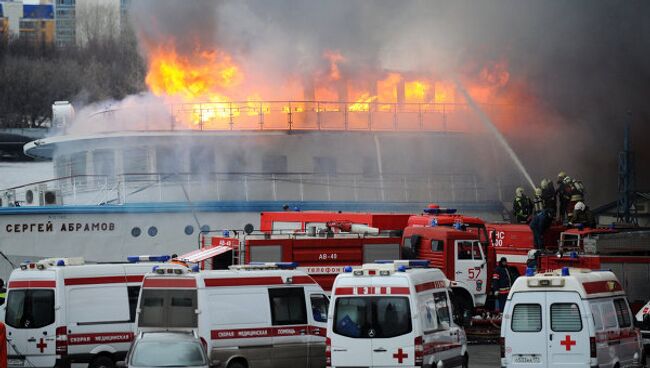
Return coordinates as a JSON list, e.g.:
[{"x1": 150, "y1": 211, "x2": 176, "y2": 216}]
[{"x1": 468, "y1": 343, "x2": 501, "y2": 368}]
